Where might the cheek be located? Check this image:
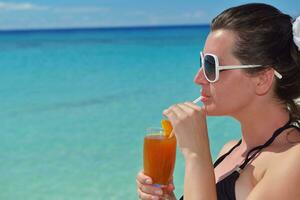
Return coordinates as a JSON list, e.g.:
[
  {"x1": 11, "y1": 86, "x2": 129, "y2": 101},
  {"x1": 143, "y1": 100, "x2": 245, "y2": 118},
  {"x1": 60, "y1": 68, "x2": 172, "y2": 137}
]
[{"x1": 206, "y1": 74, "x2": 255, "y2": 115}]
